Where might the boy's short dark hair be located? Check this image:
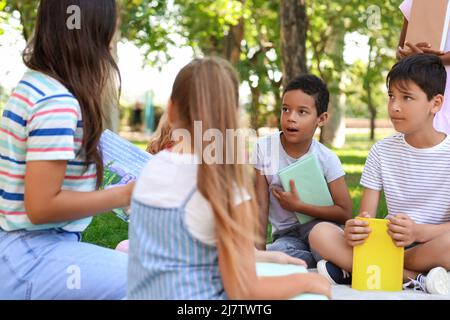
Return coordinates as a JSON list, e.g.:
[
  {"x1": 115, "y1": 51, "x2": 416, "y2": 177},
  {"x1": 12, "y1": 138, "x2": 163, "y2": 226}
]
[
  {"x1": 283, "y1": 74, "x2": 330, "y2": 116},
  {"x1": 387, "y1": 54, "x2": 446, "y2": 100}
]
